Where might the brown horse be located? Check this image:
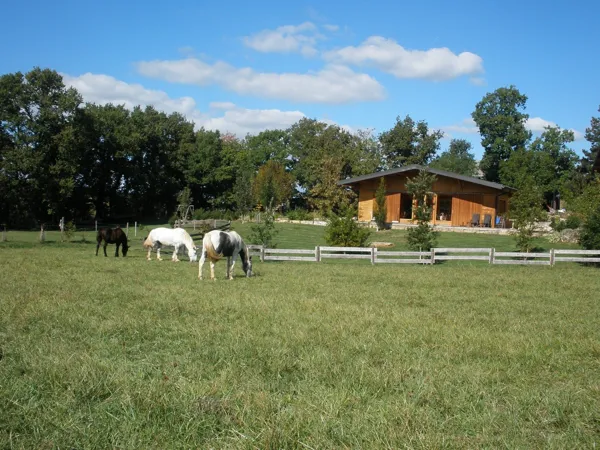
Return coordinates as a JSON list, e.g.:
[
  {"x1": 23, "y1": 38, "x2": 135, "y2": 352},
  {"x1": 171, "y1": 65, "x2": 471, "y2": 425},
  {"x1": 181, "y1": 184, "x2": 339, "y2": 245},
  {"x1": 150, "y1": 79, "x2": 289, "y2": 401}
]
[{"x1": 96, "y1": 227, "x2": 129, "y2": 257}]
